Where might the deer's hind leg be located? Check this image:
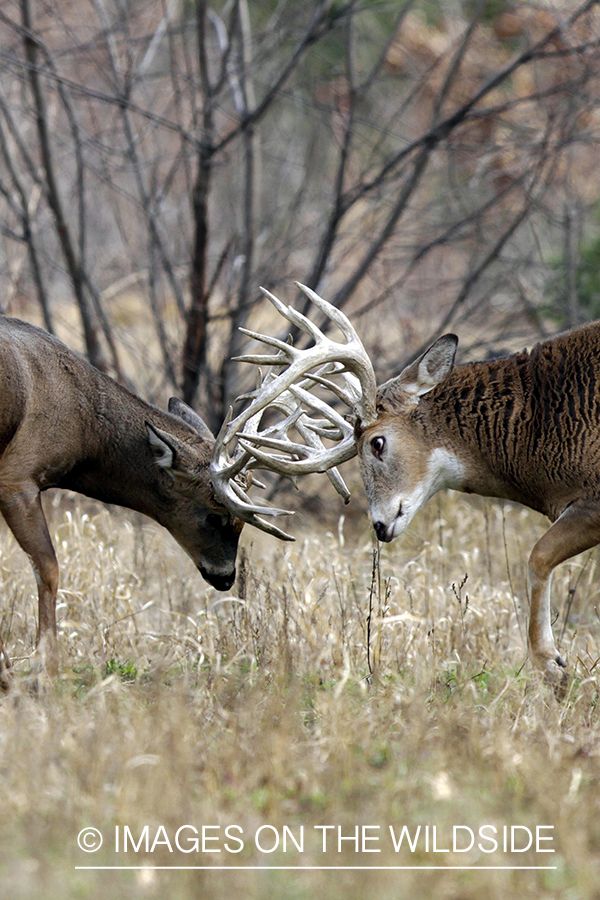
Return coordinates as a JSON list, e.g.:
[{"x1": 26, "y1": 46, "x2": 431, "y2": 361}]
[
  {"x1": 528, "y1": 499, "x2": 600, "y2": 682},
  {"x1": 0, "y1": 485, "x2": 59, "y2": 677},
  {"x1": 0, "y1": 631, "x2": 11, "y2": 690}
]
